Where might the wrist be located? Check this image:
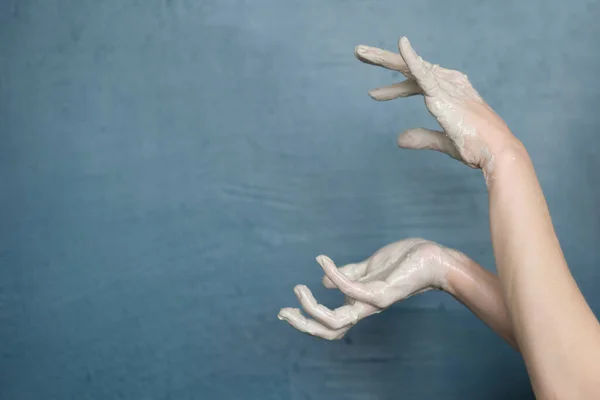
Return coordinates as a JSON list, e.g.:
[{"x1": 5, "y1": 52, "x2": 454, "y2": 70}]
[
  {"x1": 436, "y1": 247, "x2": 475, "y2": 297},
  {"x1": 420, "y1": 243, "x2": 467, "y2": 293},
  {"x1": 483, "y1": 136, "x2": 530, "y2": 186}
]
